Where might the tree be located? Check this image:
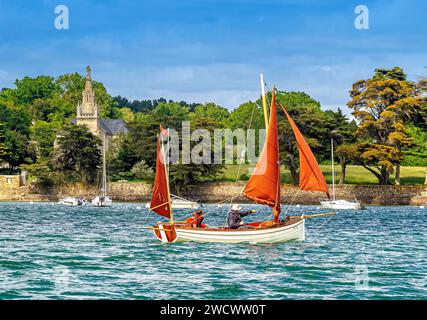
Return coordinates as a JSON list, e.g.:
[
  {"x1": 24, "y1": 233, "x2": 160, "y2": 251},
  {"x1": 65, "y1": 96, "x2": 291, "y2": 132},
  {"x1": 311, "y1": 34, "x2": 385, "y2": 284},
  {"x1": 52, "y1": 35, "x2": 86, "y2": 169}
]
[
  {"x1": 31, "y1": 121, "x2": 57, "y2": 159},
  {"x1": 117, "y1": 107, "x2": 135, "y2": 123},
  {"x1": 347, "y1": 67, "x2": 424, "y2": 185},
  {"x1": 4, "y1": 130, "x2": 30, "y2": 171},
  {"x1": 169, "y1": 117, "x2": 224, "y2": 195},
  {"x1": 54, "y1": 124, "x2": 101, "y2": 183},
  {"x1": 335, "y1": 144, "x2": 357, "y2": 184},
  {"x1": 226, "y1": 101, "x2": 264, "y2": 131},
  {"x1": 151, "y1": 101, "x2": 190, "y2": 129},
  {"x1": 416, "y1": 71, "x2": 427, "y2": 184},
  {"x1": 324, "y1": 108, "x2": 357, "y2": 184},
  {"x1": 0, "y1": 122, "x2": 7, "y2": 162},
  {"x1": 190, "y1": 103, "x2": 230, "y2": 126},
  {"x1": 13, "y1": 76, "x2": 60, "y2": 104}
]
